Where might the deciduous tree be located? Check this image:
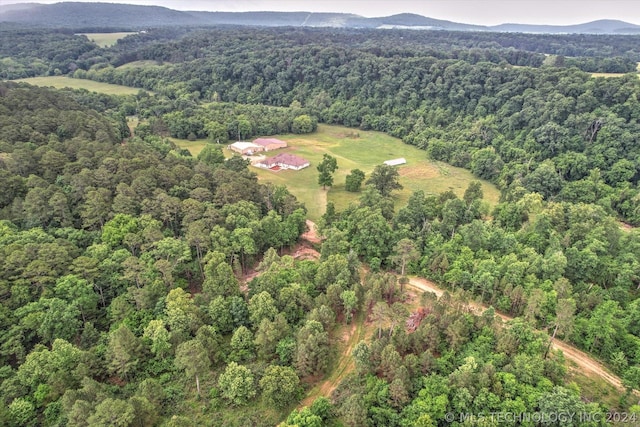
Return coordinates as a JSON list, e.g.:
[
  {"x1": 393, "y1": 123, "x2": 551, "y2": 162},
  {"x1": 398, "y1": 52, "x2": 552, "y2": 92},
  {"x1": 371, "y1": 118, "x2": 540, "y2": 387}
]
[
  {"x1": 259, "y1": 365, "x2": 300, "y2": 408},
  {"x1": 175, "y1": 339, "x2": 211, "y2": 396},
  {"x1": 345, "y1": 169, "x2": 365, "y2": 192},
  {"x1": 218, "y1": 362, "x2": 256, "y2": 406},
  {"x1": 366, "y1": 164, "x2": 403, "y2": 197},
  {"x1": 317, "y1": 154, "x2": 338, "y2": 190}
]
